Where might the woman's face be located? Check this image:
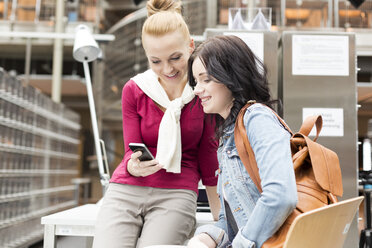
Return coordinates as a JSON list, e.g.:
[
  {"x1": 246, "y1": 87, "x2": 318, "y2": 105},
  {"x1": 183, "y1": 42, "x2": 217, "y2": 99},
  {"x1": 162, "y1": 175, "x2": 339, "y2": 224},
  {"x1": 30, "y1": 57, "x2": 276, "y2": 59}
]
[
  {"x1": 142, "y1": 31, "x2": 194, "y2": 86},
  {"x1": 192, "y1": 57, "x2": 234, "y2": 119}
]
